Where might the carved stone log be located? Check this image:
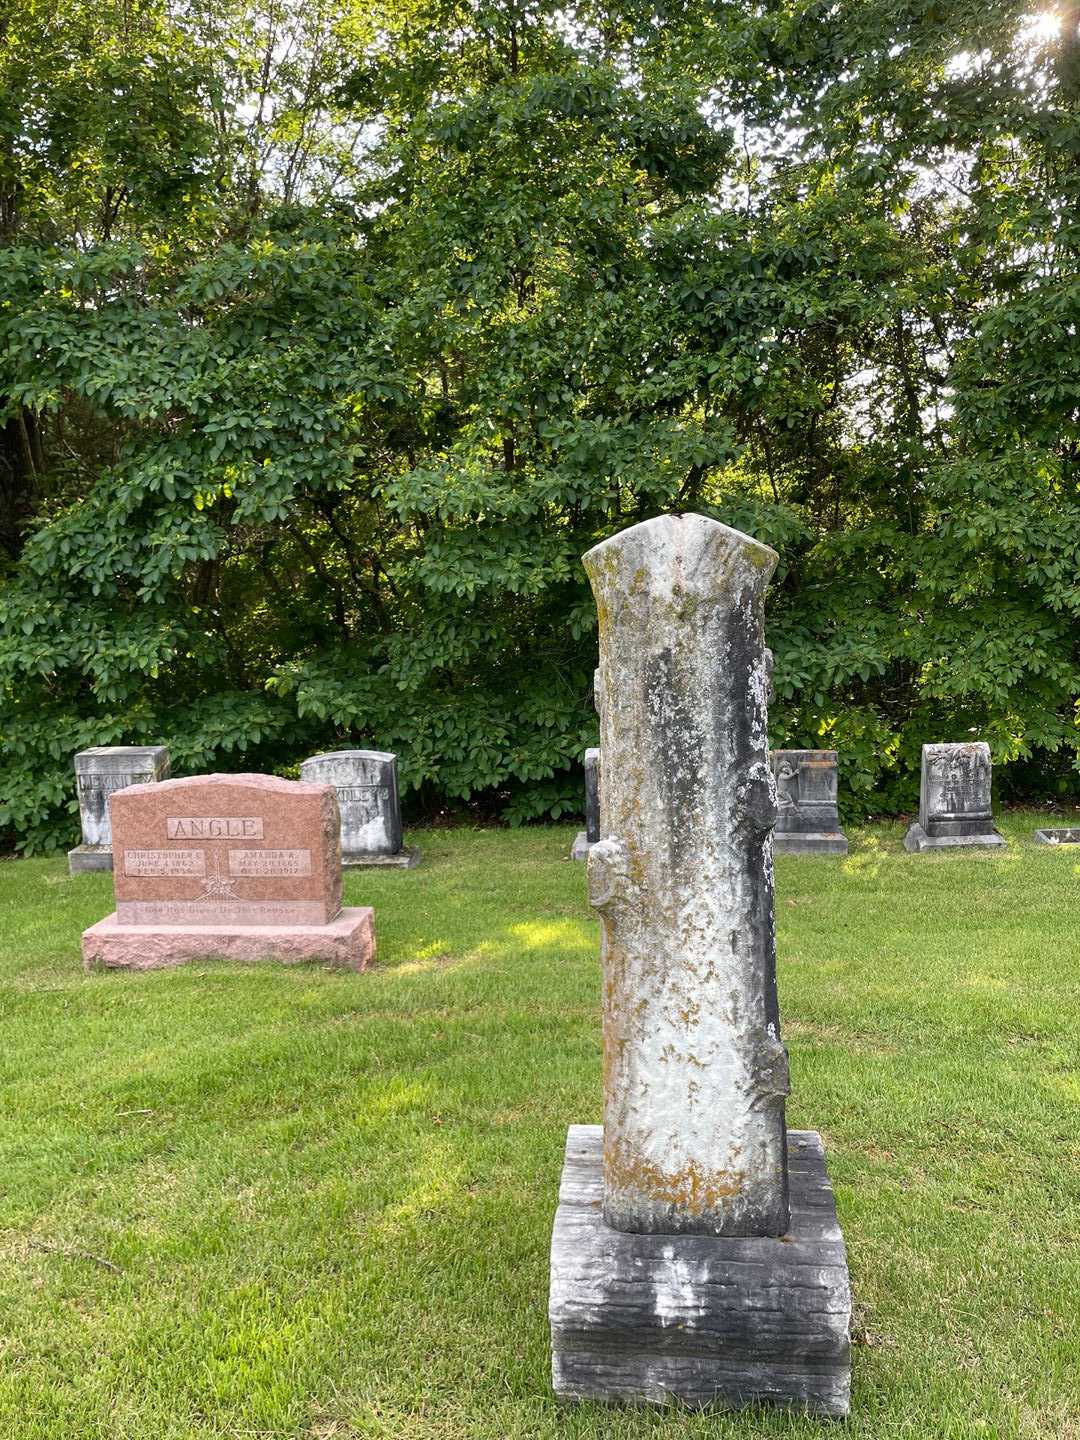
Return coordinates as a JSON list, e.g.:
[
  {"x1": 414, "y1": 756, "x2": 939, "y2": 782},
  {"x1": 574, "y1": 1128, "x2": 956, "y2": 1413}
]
[
  {"x1": 585, "y1": 513, "x2": 787, "y2": 1238},
  {"x1": 550, "y1": 514, "x2": 851, "y2": 1416}
]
